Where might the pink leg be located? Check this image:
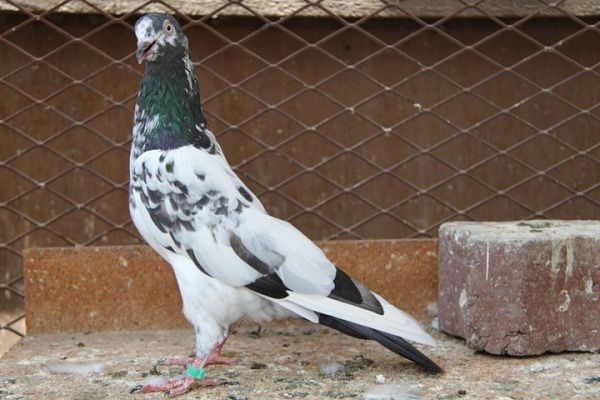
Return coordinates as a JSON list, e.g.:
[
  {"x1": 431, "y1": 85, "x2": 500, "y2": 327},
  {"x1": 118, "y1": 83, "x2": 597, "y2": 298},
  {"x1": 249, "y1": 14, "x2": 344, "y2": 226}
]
[
  {"x1": 135, "y1": 329, "x2": 237, "y2": 395},
  {"x1": 136, "y1": 357, "x2": 221, "y2": 396},
  {"x1": 159, "y1": 335, "x2": 236, "y2": 367},
  {"x1": 204, "y1": 341, "x2": 237, "y2": 365}
]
